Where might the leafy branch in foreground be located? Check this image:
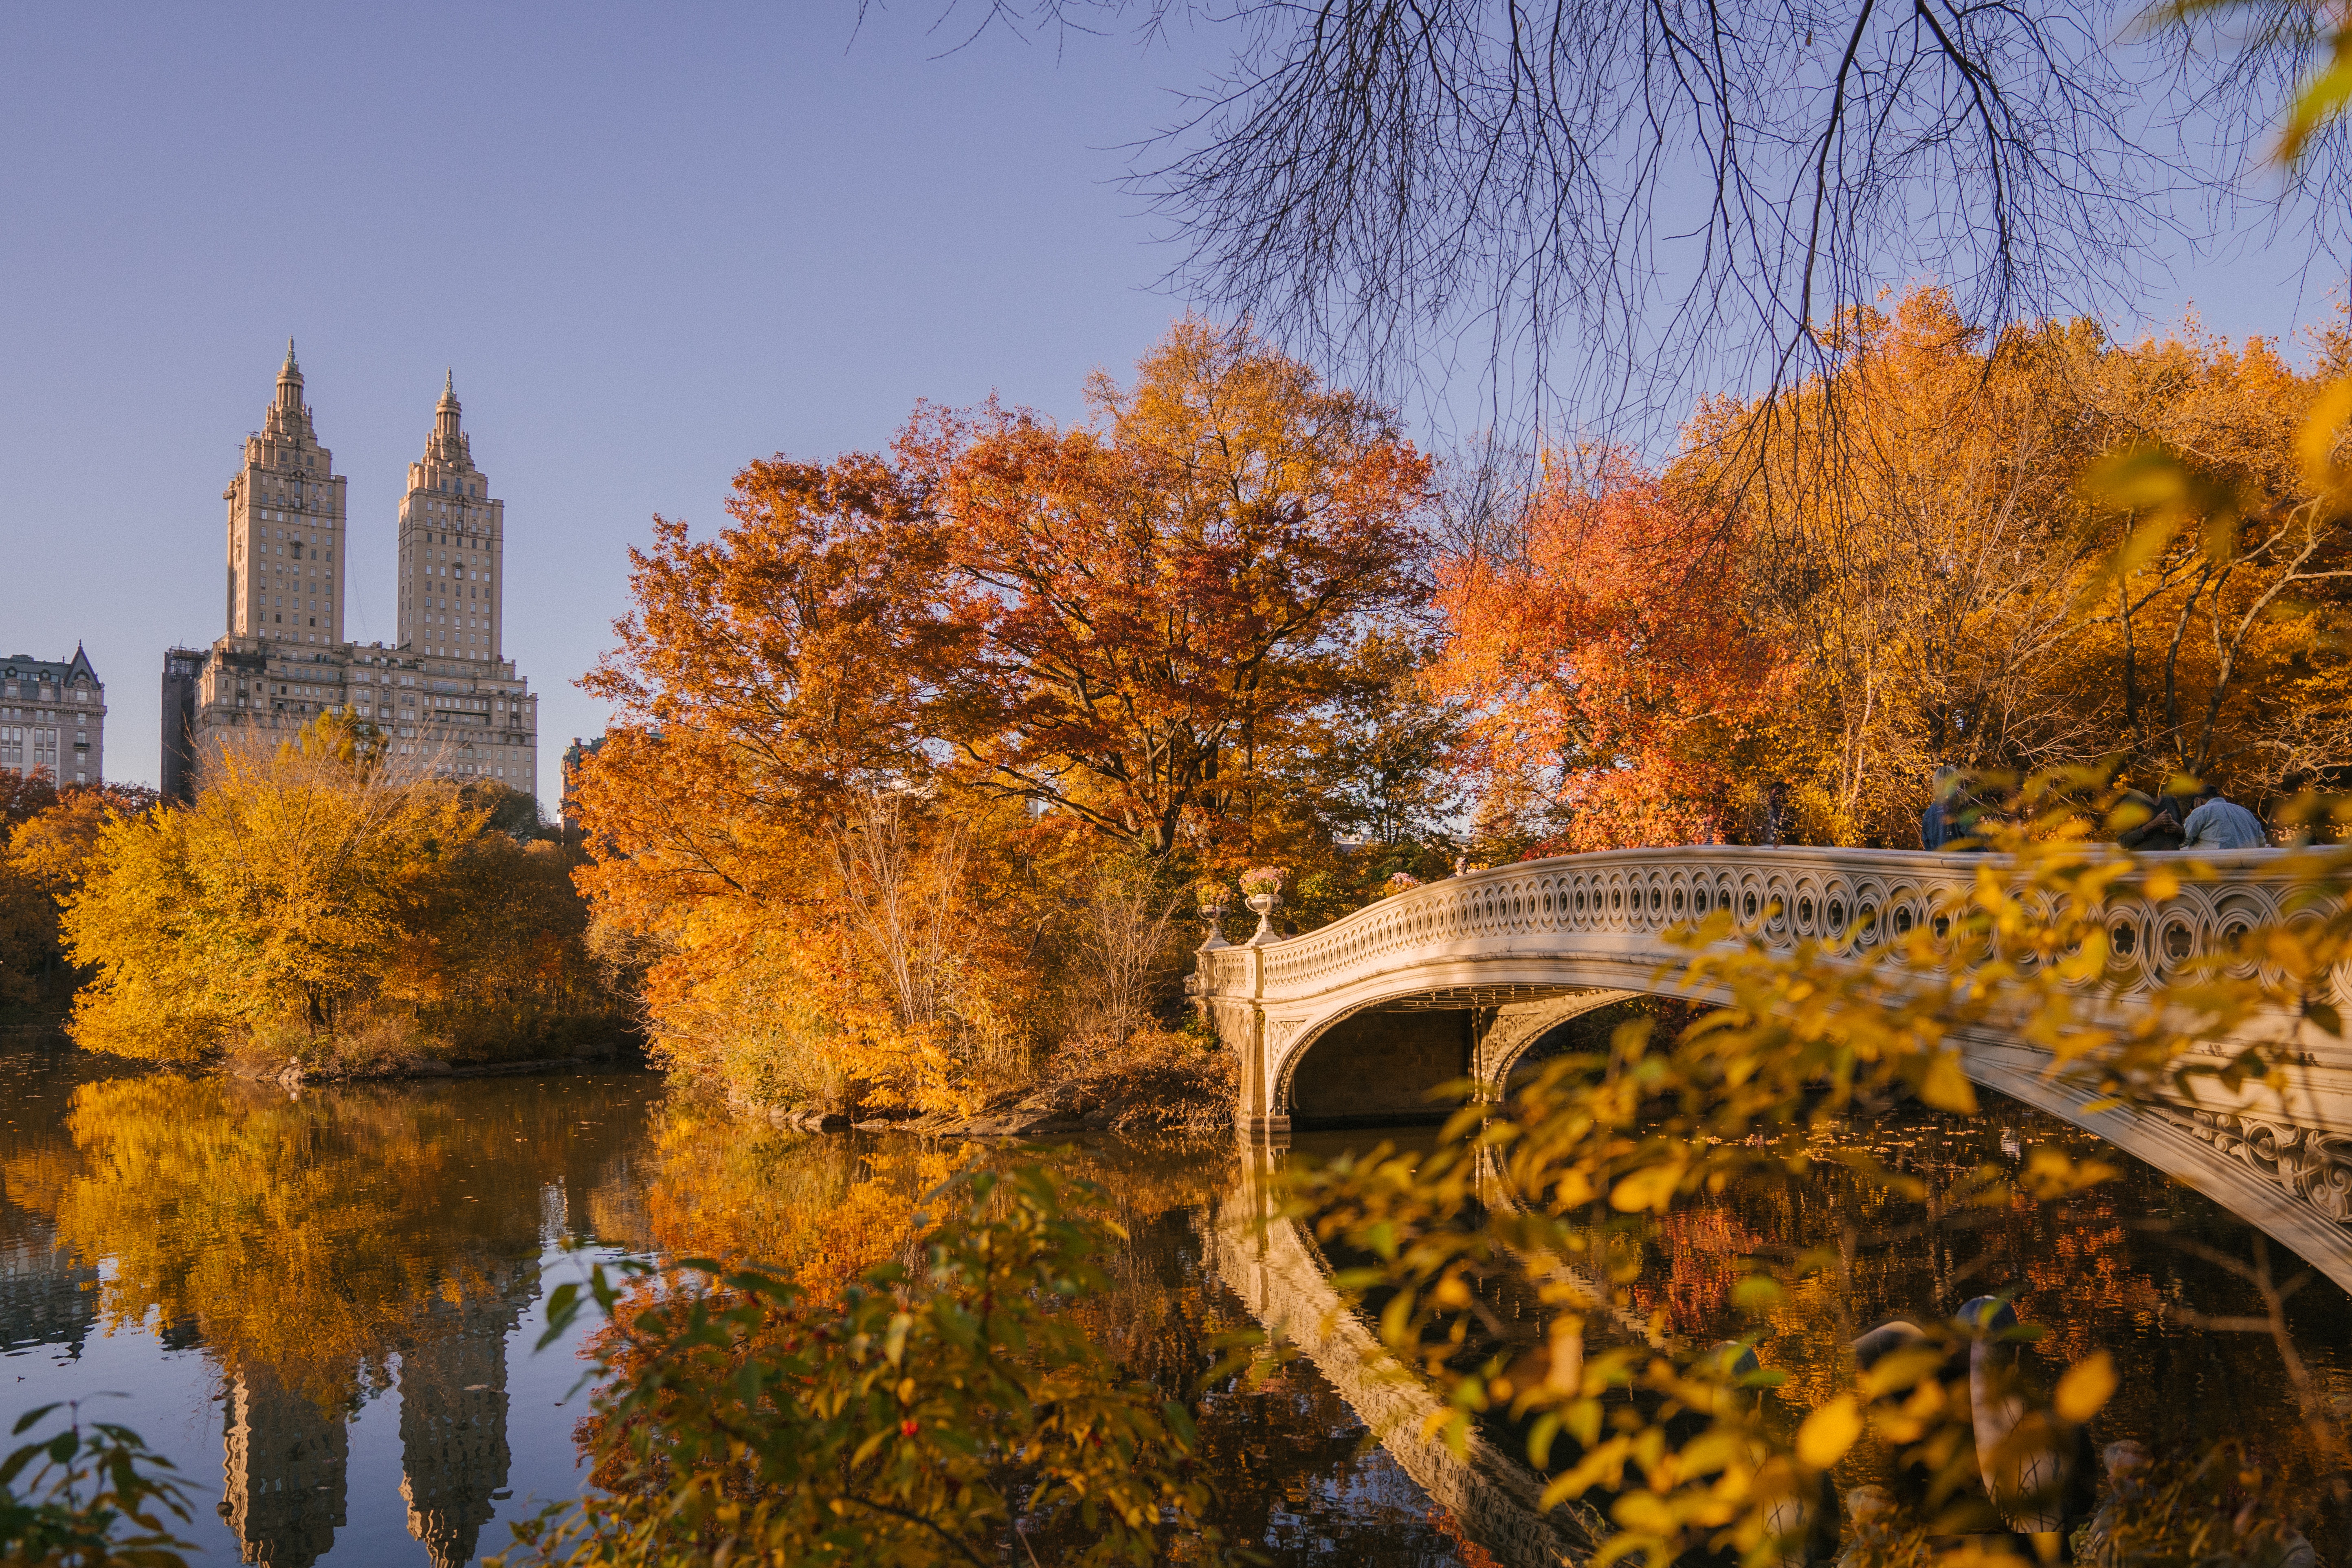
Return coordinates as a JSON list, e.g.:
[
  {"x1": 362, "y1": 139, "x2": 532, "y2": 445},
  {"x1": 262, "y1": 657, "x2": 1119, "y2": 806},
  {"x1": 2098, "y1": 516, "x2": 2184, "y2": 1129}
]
[
  {"x1": 494, "y1": 1166, "x2": 1240, "y2": 1568},
  {"x1": 0, "y1": 1404, "x2": 194, "y2": 1568},
  {"x1": 1274, "y1": 784, "x2": 2352, "y2": 1563}
]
